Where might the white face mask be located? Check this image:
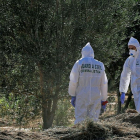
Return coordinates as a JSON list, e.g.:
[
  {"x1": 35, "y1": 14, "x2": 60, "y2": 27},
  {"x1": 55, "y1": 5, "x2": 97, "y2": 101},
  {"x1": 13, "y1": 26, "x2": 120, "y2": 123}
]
[{"x1": 129, "y1": 49, "x2": 137, "y2": 56}]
